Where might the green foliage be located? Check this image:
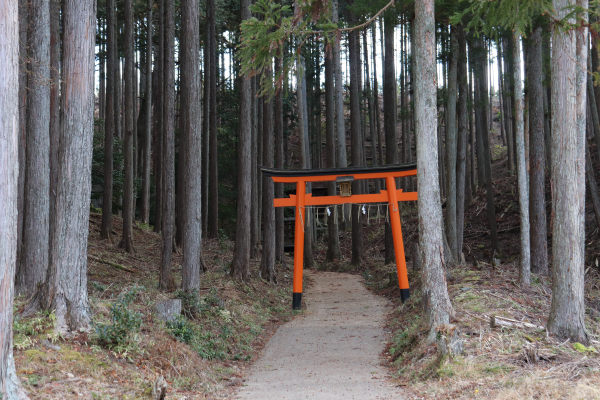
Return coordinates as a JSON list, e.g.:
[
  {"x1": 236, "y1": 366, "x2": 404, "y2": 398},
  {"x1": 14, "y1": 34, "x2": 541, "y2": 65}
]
[
  {"x1": 94, "y1": 286, "x2": 143, "y2": 348},
  {"x1": 166, "y1": 316, "x2": 196, "y2": 344},
  {"x1": 13, "y1": 311, "x2": 61, "y2": 350},
  {"x1": 175, "y1": 287, "x2": 224, "y2": 319},
  {"x1": 450, "y1": 0, "x2": 551, "y2": 37}
]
